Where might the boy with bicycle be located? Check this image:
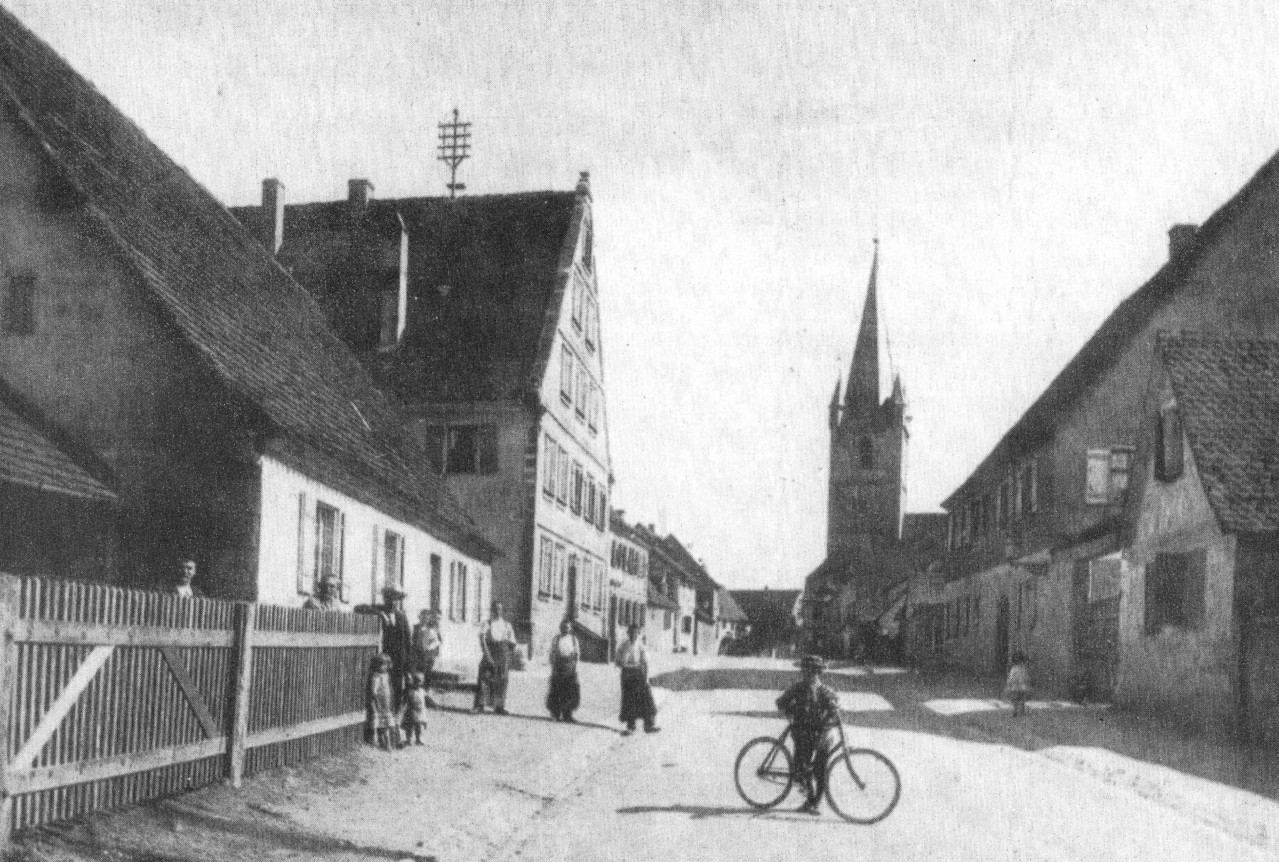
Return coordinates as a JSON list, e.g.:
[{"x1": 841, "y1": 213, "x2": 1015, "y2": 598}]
[{"x1": 776, "y1": 654, "x2": 840, "y2": 815}]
